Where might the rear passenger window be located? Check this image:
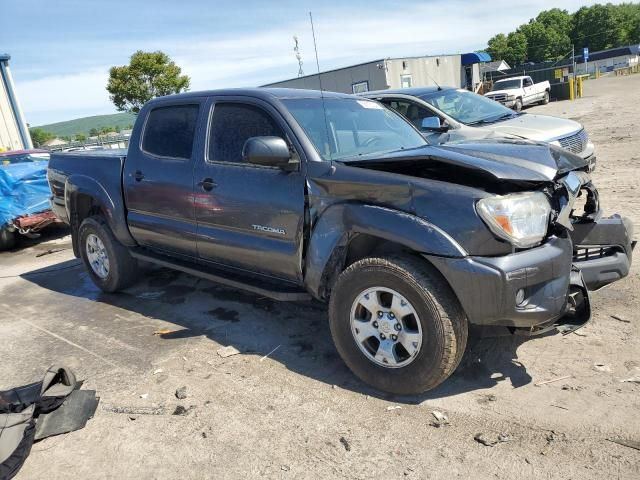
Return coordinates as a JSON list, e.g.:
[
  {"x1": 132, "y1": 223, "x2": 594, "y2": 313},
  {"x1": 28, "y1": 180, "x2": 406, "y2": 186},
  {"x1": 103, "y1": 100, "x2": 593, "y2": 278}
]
[
  {"x1": 208, "y1": 103, "x2": 285, "y2": 163},
  {"x1": 142, "y1": 105, "x2": 199, "y2": 159}
]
